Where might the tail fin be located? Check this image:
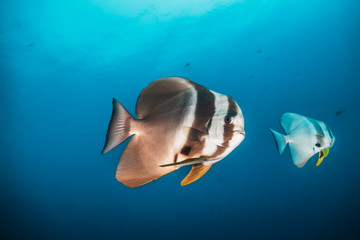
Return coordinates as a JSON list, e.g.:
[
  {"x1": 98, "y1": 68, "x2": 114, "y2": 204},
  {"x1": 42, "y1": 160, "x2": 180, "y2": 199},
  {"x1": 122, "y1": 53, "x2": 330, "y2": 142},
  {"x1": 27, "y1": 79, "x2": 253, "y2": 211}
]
[
  {"x1": 102, "y1": 98, "x2": 135, "y2": 154},
  {"x1": 270, "y1": 129, "x2": 288, "y2": 154}
]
